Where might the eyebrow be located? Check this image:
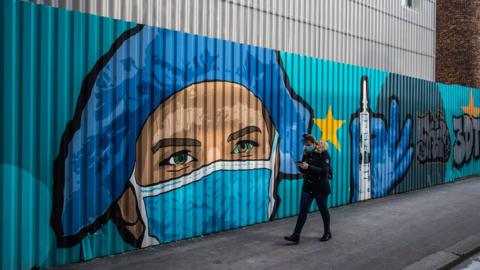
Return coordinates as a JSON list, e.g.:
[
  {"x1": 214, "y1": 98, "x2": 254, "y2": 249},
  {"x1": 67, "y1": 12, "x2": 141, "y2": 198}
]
[
  {"x1": 227, "y1": 126, "x2": 261, "y2": 142},
  {"x1": 151, "y1": 138, "x2": 201, "y2": 153}
]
